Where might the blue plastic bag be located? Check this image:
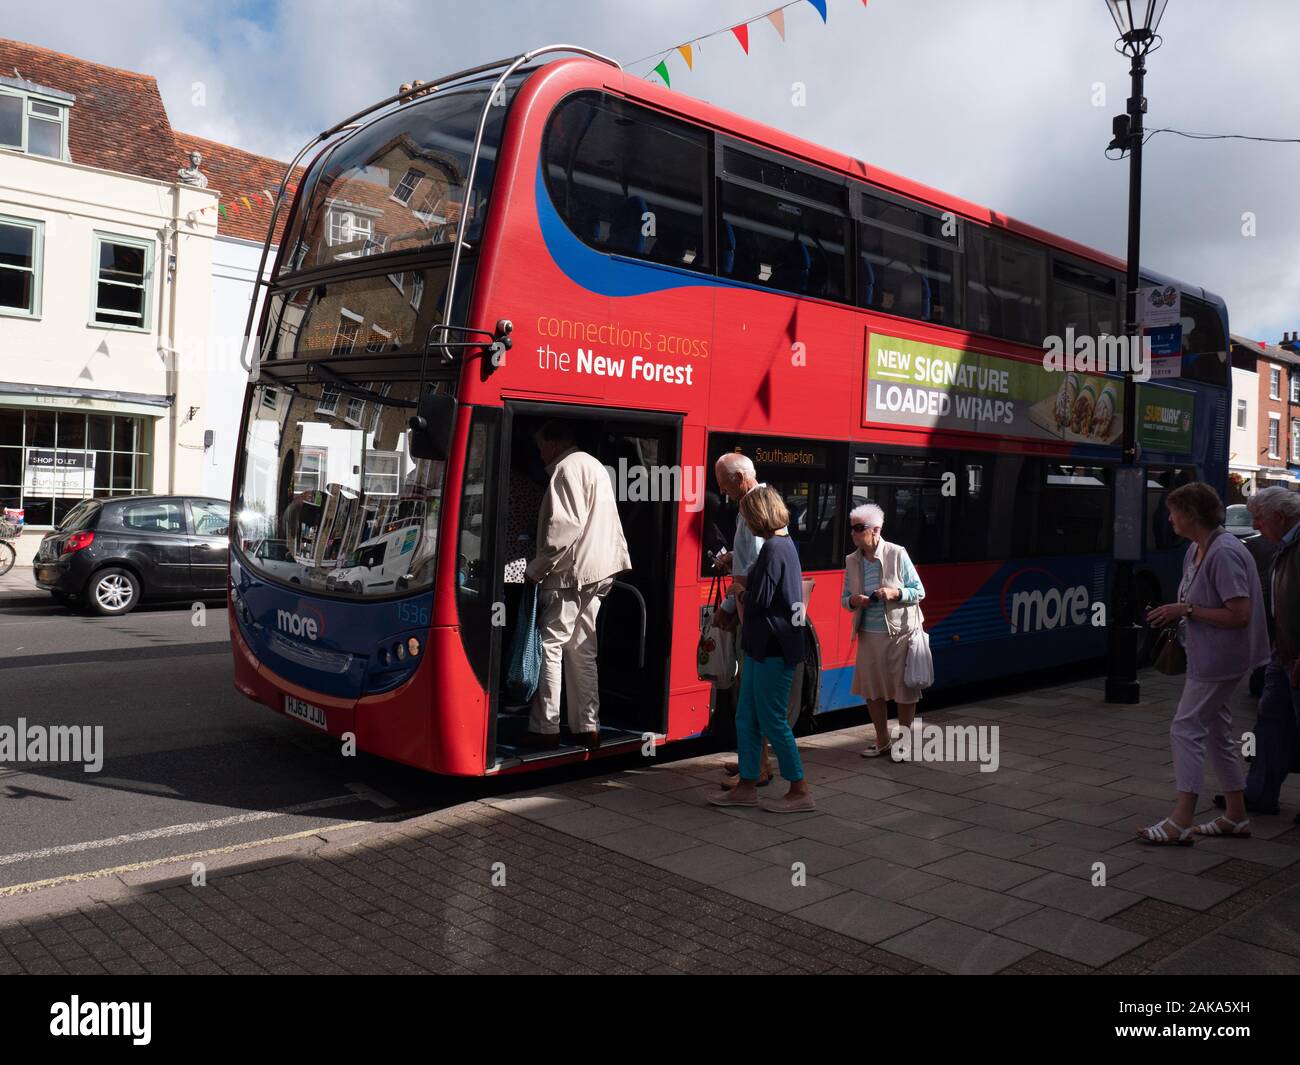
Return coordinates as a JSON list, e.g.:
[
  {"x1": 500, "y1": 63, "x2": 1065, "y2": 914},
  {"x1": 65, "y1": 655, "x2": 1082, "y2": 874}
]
[{"x1": 506, "y1": 584, "x2": 543, "y2": 702}]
